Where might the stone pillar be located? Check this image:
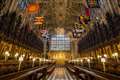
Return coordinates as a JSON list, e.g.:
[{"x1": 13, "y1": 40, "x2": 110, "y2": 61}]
[
  {"x1": 71, "y1": 38, "x2": 79, "y2": 58},
  {"x1": 43, "y1": 38, "x2": 47, "y2": 58},
  {"x1": 74, "y1": 39, "x2": 79, "y2": 58}
]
